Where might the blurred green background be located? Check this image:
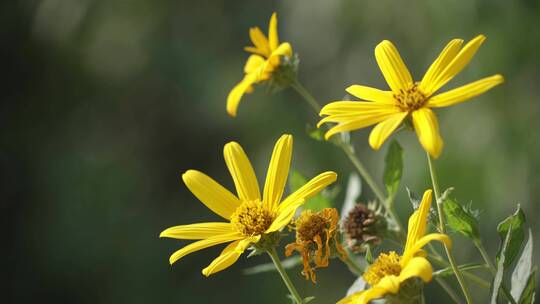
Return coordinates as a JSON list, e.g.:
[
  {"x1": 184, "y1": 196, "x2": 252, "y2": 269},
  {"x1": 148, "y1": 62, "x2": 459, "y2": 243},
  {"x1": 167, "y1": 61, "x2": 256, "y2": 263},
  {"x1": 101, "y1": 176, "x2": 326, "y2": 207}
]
[{"x1": 3, "y1": 0, "x2": 539, "y2": 303}]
